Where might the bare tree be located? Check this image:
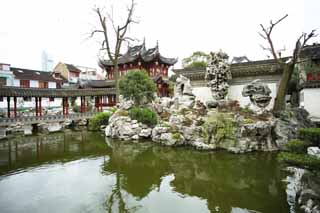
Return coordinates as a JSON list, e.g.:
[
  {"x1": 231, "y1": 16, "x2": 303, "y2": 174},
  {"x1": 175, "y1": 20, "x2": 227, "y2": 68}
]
[
  {"x1": 259, "y1": 14, "x2": 316, "y2": 113},
  {"x1": 91, "y1": 0, "x2": 137, "y2": 102}
]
